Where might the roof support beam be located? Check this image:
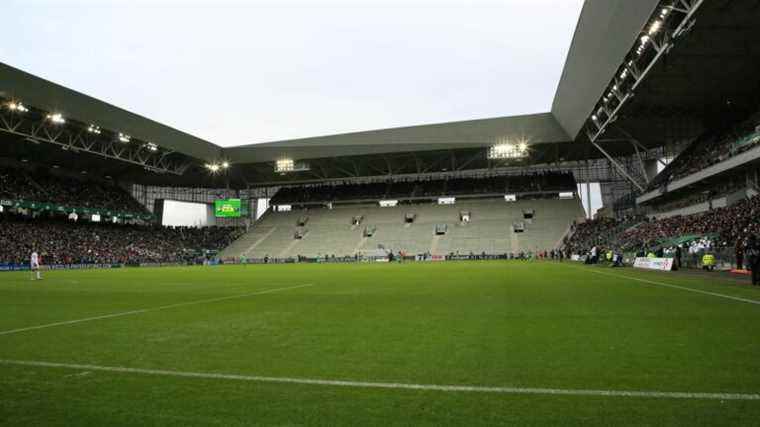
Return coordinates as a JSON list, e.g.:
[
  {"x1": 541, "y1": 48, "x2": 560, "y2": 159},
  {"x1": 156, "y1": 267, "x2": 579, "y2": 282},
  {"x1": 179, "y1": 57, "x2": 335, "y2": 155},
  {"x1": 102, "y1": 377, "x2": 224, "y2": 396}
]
[
  {"x1": 589, "y1": 138, "x2": 645, "y2": 192},
  {"x1": 586, "y1": 0, "x2": 705, "y2": 143},
  {"x1": 0, "y1": 109, "x2": 191, "y2": 175}
]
